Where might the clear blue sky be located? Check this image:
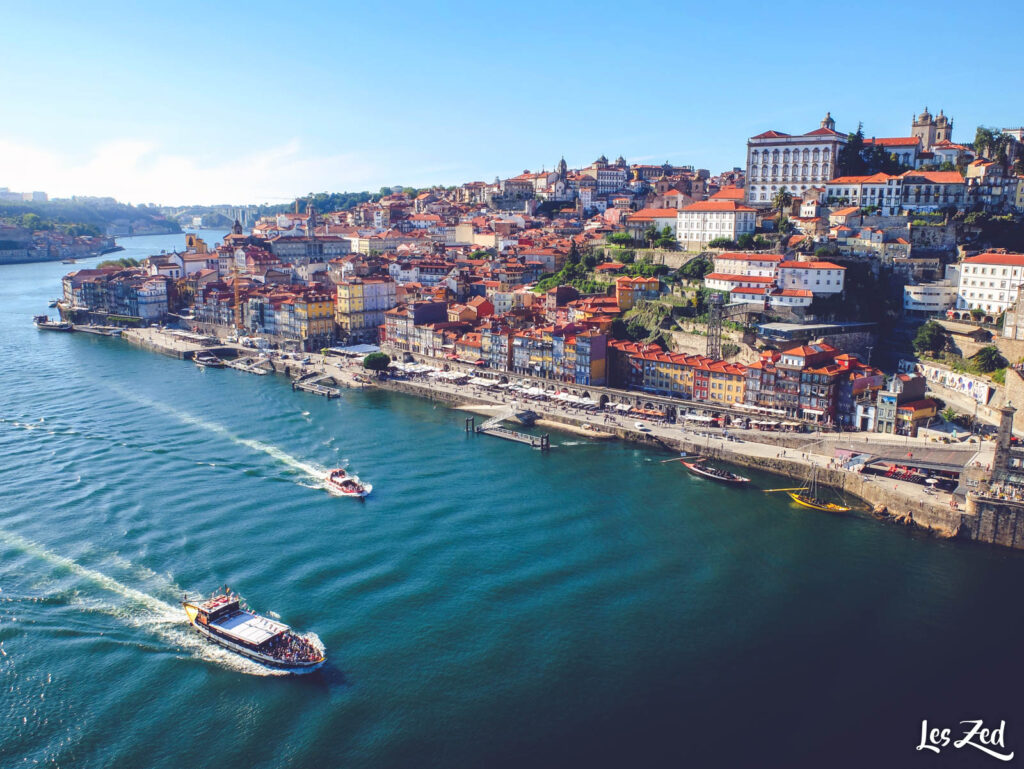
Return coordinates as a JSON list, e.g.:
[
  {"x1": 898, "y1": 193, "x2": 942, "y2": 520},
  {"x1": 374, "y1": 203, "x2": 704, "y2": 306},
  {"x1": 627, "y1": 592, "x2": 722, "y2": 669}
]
[{"x1": 1, "y1": 0, "x2": 1020, "y2": 205}]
